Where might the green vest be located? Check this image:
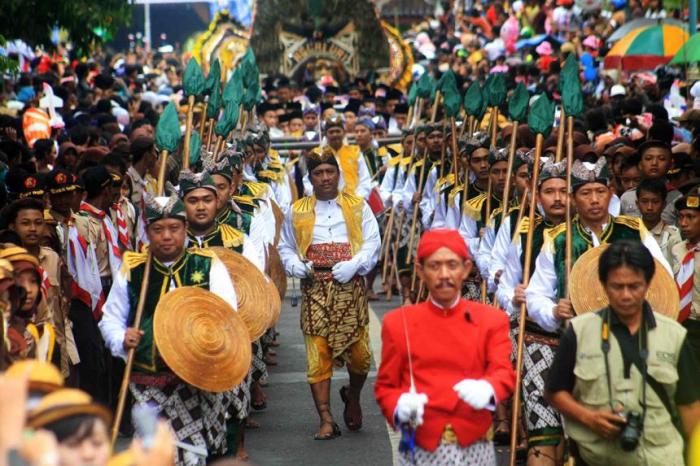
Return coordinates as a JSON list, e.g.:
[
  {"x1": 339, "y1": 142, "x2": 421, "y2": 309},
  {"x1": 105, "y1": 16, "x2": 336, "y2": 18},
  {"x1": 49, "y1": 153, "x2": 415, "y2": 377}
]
[
  {"x1": 125, "y1": 250, "x2": 214, "y2": 373},
  {"x1": 549, "y1": 216, "x2": 645, "y2": 300},
  {"x1": 567, "y1": 310, "x2": 686, "y2": 466},
  {"x1": 518, "y1": 216, "x2": 554, "y2": 279}
]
